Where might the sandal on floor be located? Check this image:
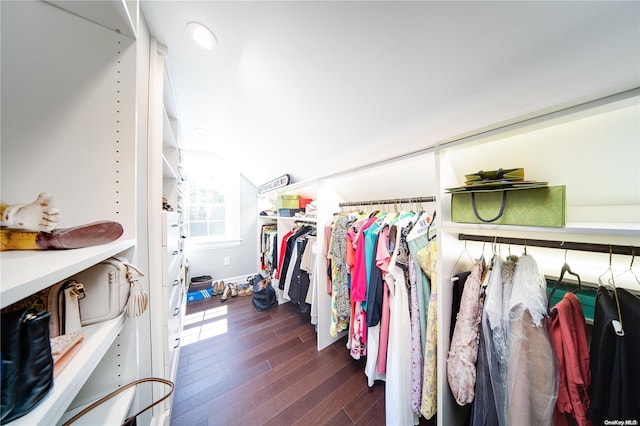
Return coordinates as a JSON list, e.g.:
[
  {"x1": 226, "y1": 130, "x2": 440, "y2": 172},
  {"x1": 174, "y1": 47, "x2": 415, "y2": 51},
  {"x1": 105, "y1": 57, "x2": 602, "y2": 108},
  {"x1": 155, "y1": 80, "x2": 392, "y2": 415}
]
[
  {"x1": 230, "y1": 283, "x2": 238, "y2": 298},
  {"x1": 220, "y1": 283, "x2": 230, "y2": 302},
  {"x1": 212, "y1": 281, "x2": 219, "y2": 296}
]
